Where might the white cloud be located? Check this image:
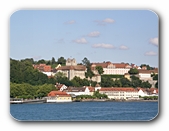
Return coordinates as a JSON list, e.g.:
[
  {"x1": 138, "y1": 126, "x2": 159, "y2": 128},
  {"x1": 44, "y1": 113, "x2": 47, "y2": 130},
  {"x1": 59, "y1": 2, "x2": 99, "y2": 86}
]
[
  {"x1": 73, "y1": 38, "x2": 87, "y2": 44},
  {"x1": 119, "y1": 45, "x2": 129, "y2": 50},
  {"x1": 95, "y1": 18, "x2": 115, "y2": 25},
  {"x1": 145, "y1": 51, "x2": 157, "y2": 56},
  {"x1": 65, "y1": 20, "x2": 76, "y2": 24},
  {"x1": 149, "y1": 37, "x2": 158, "y2": 46},
  {"x1": 103, "y1": 18, "x2": 115, "y2": 23},
  {"x1": 92, "y1": 43, "x2": 115, "y2": 49},
  {"x1": 88, "y1": 31, "x2": 100, "y2": 37}
]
